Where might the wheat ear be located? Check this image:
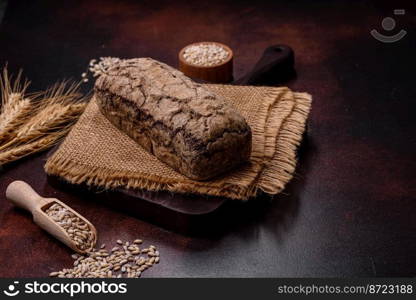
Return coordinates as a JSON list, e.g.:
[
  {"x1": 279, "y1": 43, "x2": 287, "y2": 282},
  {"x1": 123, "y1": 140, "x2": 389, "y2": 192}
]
[
  {"x1": 0, "y1": 97, "x2": 33, "y2": 137},
  {"x1": 0, "y1": 103, "x2": 86, "y2": 151},
  {"x1": 0, "y1": 67, "x2": 89, "y2": 164},
  {"x1": 1, "y1": 68, "x2": 30, "y2": 111},
  {"x1": 0, "y1": 68, "x2": 35, "y2": 140},
  {"x1": 37, "y1": 80, "x2": 83, "y2": 108},
  {"x1": 0, "y1": 78, "x2": 88, "y2": 147},
  {"x1": 0, "y1": 132, "x2": 66, "y2": 166}
]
